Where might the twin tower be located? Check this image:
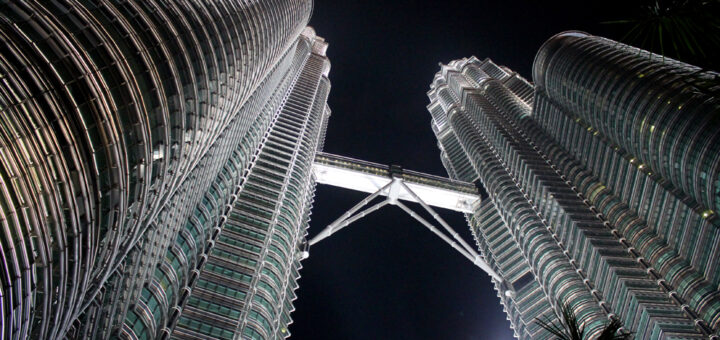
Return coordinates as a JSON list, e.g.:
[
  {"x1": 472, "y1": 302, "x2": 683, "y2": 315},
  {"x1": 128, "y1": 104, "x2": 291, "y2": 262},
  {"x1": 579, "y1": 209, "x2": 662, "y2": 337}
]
[{"x1": 0, "y1": 1, "x2": 718, "y2": 339}]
